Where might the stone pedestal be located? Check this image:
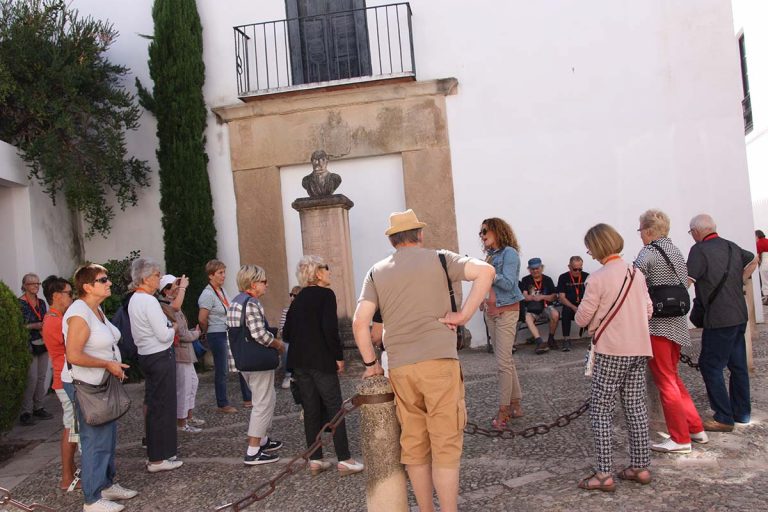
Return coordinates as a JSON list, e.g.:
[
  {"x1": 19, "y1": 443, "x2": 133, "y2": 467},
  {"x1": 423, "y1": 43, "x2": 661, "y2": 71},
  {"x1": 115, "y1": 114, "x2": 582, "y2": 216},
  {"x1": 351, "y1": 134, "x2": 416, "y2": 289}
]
[
  {"x1": 357, "y1": 376, "x2": 408, "y2": 512},
  {"x1": 292, "y1": 194, "x2": 356, "y2": 346}
]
